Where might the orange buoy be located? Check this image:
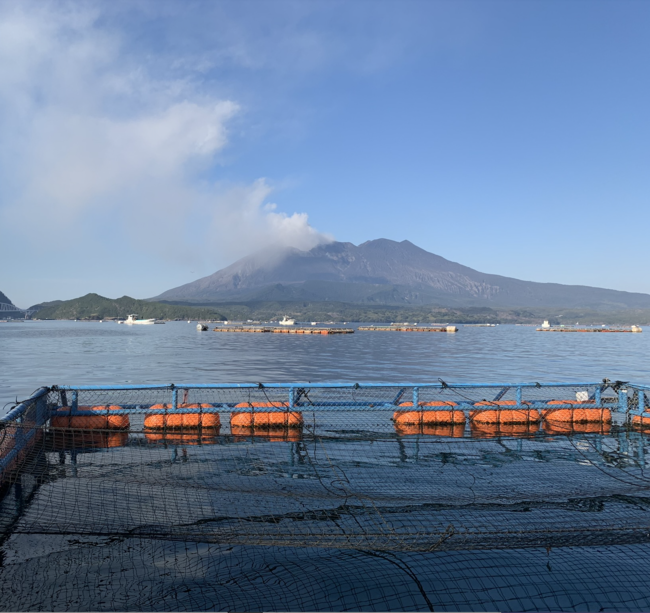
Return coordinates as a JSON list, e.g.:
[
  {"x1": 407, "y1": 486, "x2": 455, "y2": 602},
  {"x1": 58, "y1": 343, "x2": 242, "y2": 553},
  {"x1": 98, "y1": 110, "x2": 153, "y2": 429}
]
[
  {"x1": 230, "y1": 425, "x2": 303, "y2": 442},
  {"x1": 632, "y1": 414, "x2": 650, "y2": 429},
  {"x1": 470, "y1": 400, "x2": 540, "y2": 424},
  {"x1": 542, "y1": 400, "x2": 611, "y2": 423},
  {"x1": 470, "y1": 421, "x2": 539, "y2": 438},
  {"x1": 145, "y1": 432, "x2": 219, "y2": 446},
  {"x1": 144, "y1": 403, "x2": 220, "y2": 430},
  {"x1": 395, "y1": 423, "x2": 465, "y2": 438},
  {"x1": 543, "y1": 421, "x2": 611, "y2": 435},
  {"x1": 394, "y1": 401, "x2": 465, "y2": 425},
  {"x1": 48, "y1": 430, "x2": 128, "y2": 450},
  {"x1": 0, "y1": 427, "x2": 44, "y2": 482},
  {"x1": 0, "y1": 424, "x2": 17, "y2": 459},
  {"x1": 50, "y1": 405, "x2": 129, "y2": 430},
  {"x1": 231, "y1": 402, "x2": 303, "y2": 429}
]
